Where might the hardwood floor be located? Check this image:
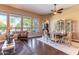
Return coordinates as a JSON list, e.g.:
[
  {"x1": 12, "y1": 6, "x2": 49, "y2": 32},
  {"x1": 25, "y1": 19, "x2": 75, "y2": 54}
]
[
  {"x1": 26, "y1": 38, "x2": 67, "y2": 55},
  {"x1": 0, "y1": 37, "x2": 67, "y2": 55}
]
